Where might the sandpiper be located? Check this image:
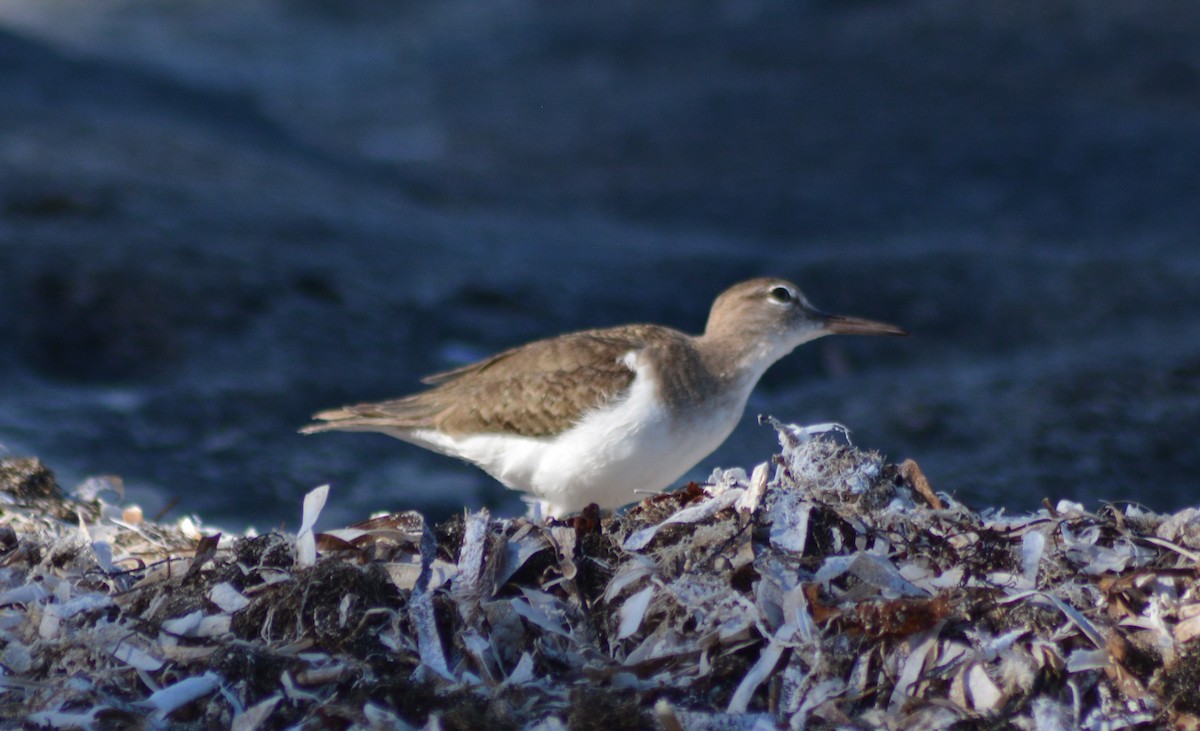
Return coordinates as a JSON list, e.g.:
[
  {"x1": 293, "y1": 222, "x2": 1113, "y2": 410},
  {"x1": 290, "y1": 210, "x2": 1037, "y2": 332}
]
[{"x1": 302, "y1": 277, "x2": 906, "y2": 517}]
